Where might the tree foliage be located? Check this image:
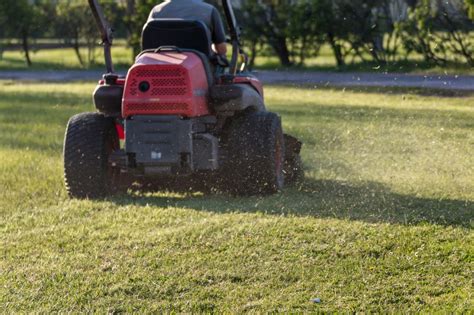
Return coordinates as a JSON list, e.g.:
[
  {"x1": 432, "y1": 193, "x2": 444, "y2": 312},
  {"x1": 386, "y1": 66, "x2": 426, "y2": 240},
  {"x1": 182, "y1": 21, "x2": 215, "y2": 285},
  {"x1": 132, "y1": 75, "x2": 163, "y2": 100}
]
[
  {"x1": 466, "y1": 0, "x2": 474, "y2": 18},
  {"x1": 0, "y1": 0, "x2": 53, "y2": 66},
  {"x1": 54, "y1": 0, "x2": 126, "y2": 66},
  {"x1": 397, "y1": 0, "x2": 474, "y2": 66},
  {"x1": 123, "y1": 0, "x2": 164, "y2": 56},
  {"x1": 1, "y1": 0, "x2": 473, "y2": 68},
  {"x1": 239, "y1": 0, "x2": 474, "y2": 68},
  {"x1": 55, "y1": 1, "x2": 97, "y2": 66}
]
